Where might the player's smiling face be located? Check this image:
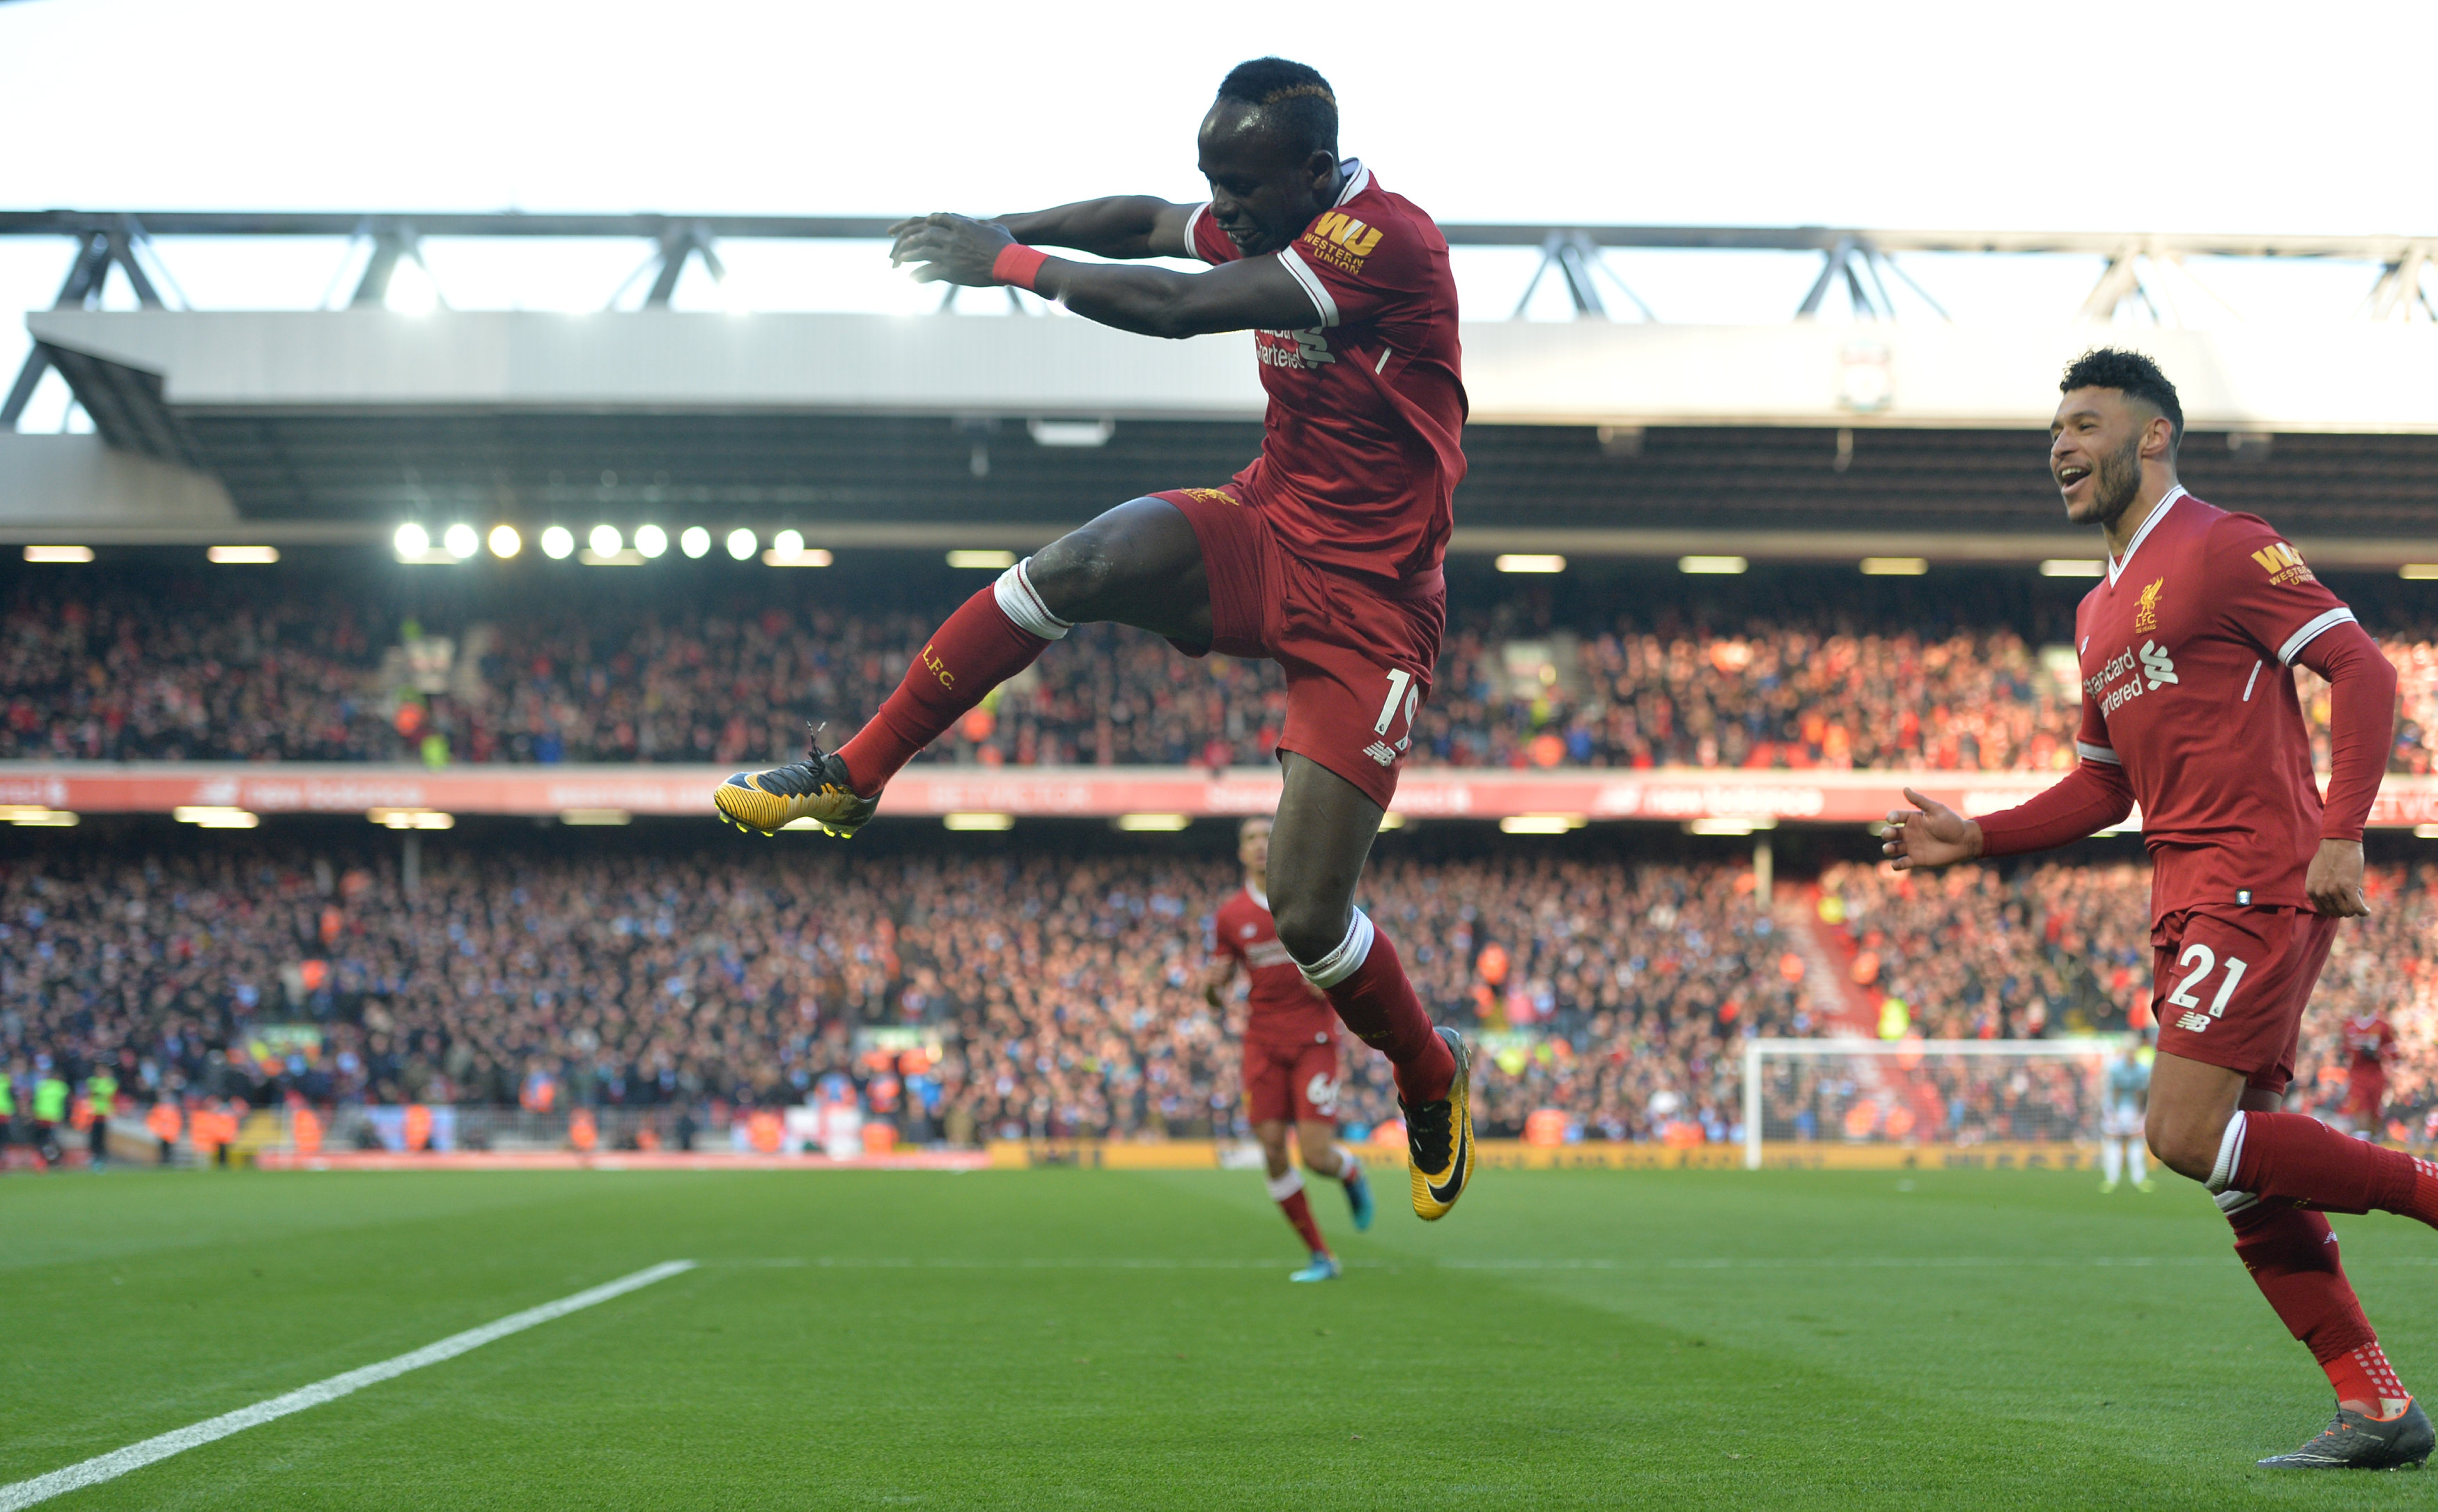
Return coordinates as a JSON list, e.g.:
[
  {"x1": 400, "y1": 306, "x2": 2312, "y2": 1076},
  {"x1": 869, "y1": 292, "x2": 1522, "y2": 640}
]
[
  {"x1": 2049, "y1": 387, "x2": 2150, "y2": 529},
  {"x1": 1196, "y1": 100, "x2": 1339, "y2": 258}
]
